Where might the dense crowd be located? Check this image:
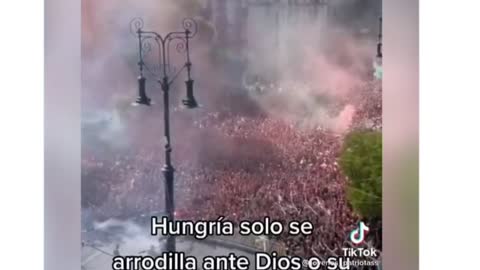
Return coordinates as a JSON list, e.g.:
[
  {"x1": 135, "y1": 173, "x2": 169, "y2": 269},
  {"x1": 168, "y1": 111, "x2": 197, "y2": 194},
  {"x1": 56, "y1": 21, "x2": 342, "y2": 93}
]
[
  {"x1": 82, "y1": 78, "x2": 382, "y2": 258},
  {"x1": 350, "y1": 80, "x2": 382, "y2": 131}
]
